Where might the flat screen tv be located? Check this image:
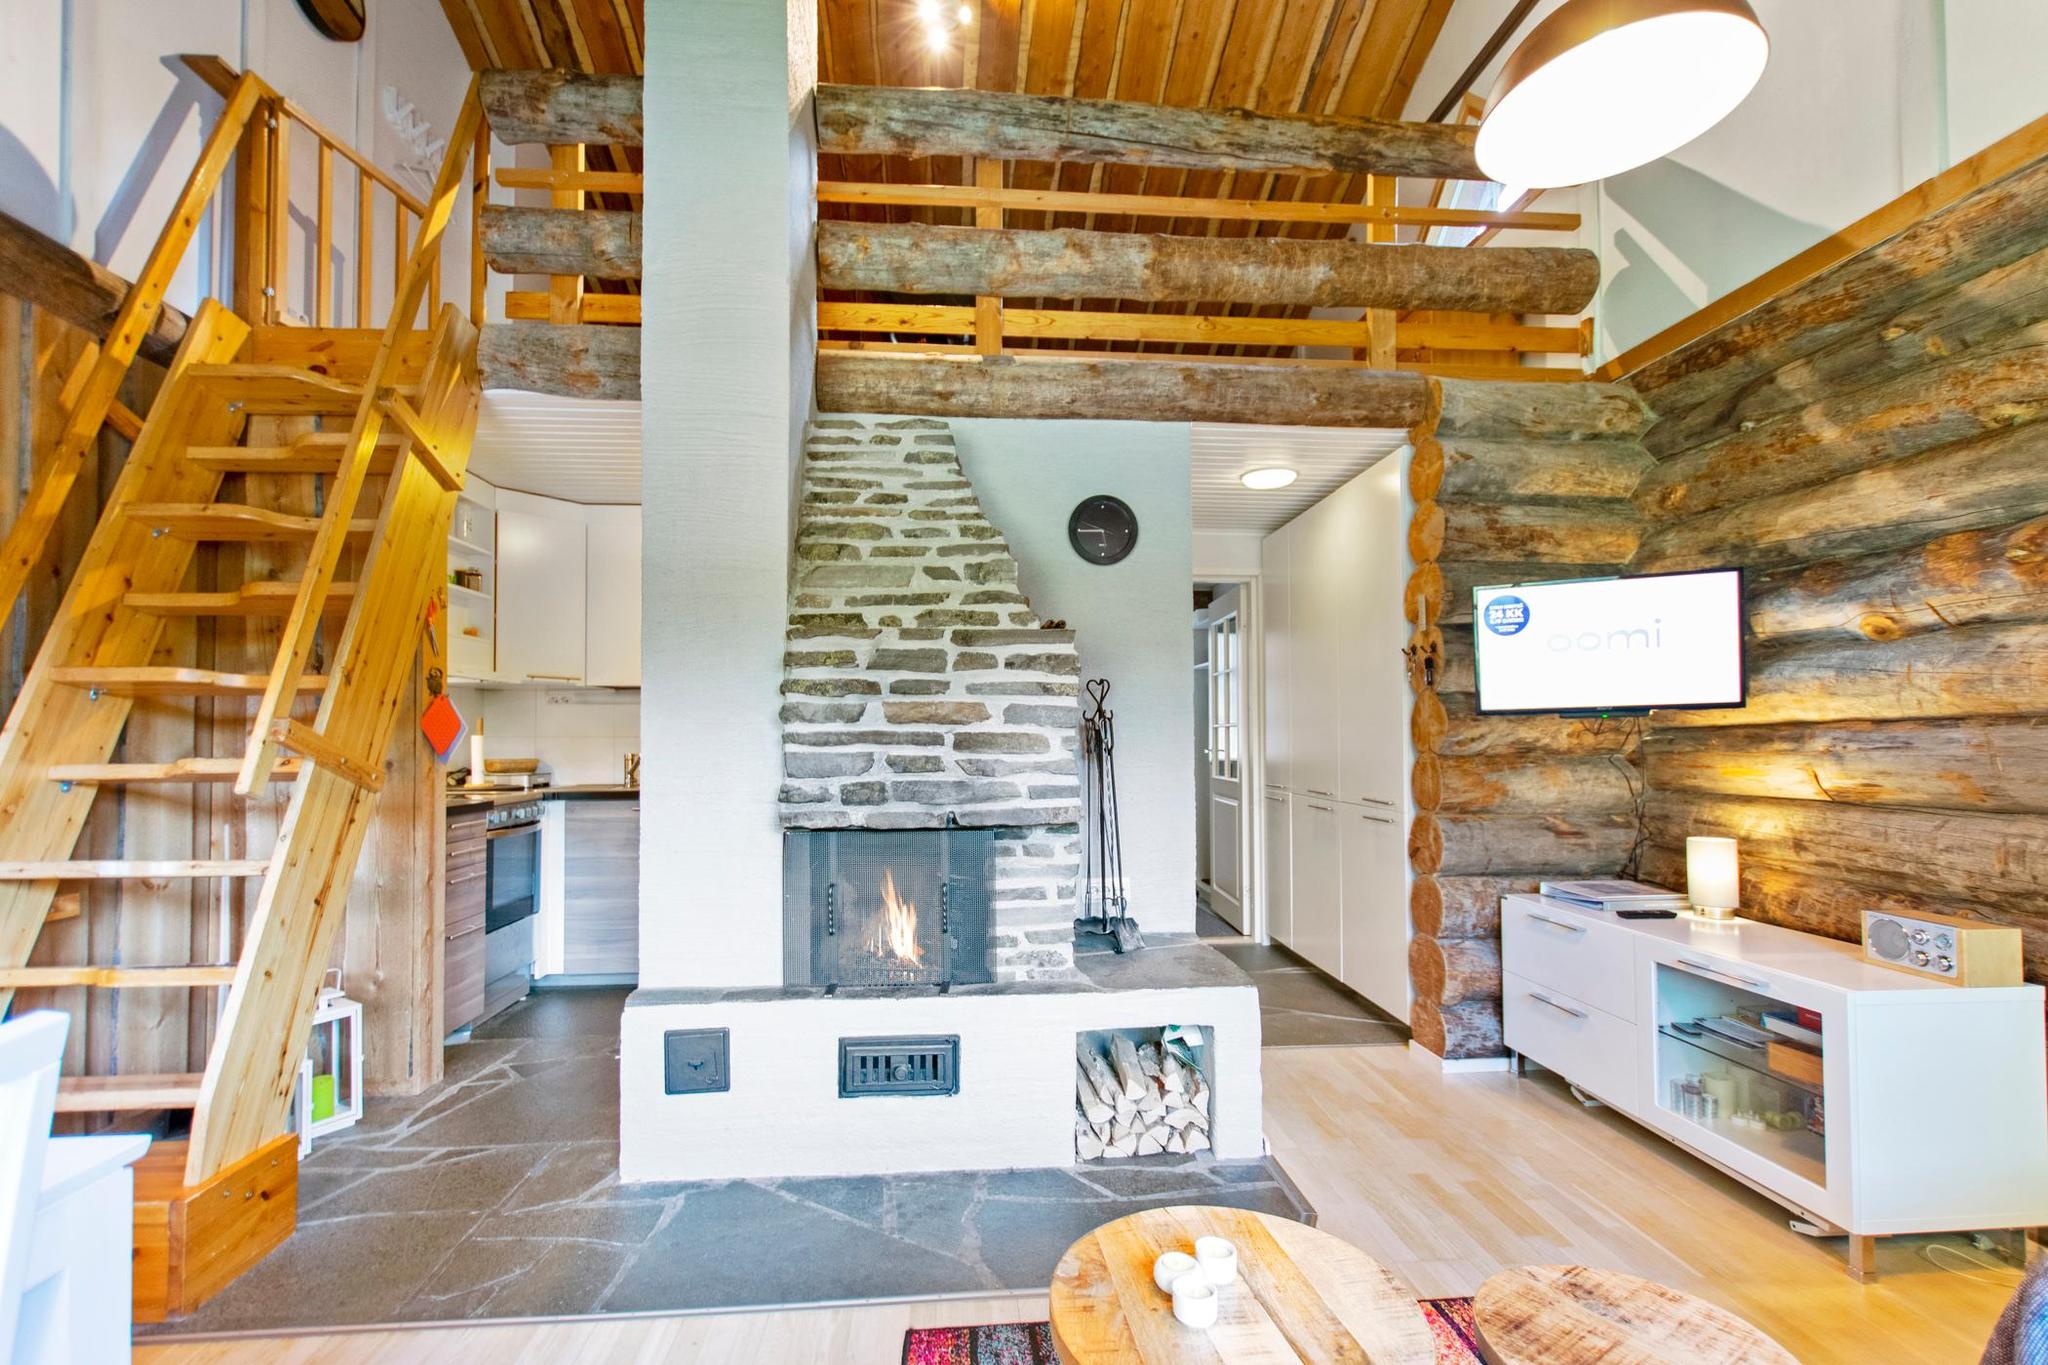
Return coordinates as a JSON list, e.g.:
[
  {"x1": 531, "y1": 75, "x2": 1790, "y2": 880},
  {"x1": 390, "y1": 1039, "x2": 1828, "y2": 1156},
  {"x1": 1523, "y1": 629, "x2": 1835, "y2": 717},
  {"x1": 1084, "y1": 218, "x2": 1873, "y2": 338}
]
[{"x1": 1472, "y1": 569, "x2": 1746, "y2": 716}]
